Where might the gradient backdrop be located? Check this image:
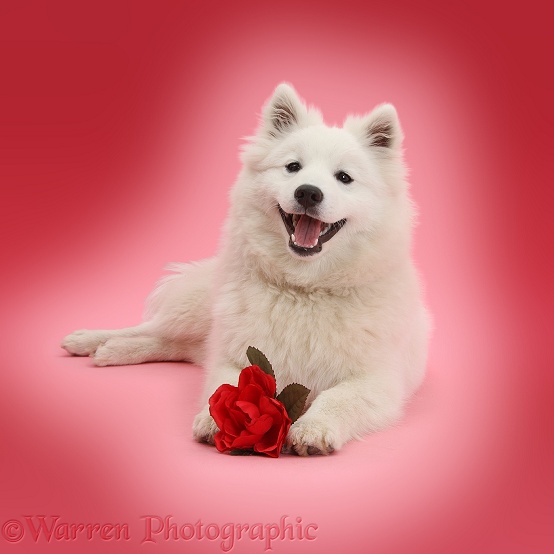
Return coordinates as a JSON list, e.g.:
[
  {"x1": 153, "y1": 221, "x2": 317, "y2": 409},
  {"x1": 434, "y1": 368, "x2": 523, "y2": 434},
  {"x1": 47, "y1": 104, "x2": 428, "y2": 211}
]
[{"x1": 1, "y1": 1, "x2": 553, "y2": 552}]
